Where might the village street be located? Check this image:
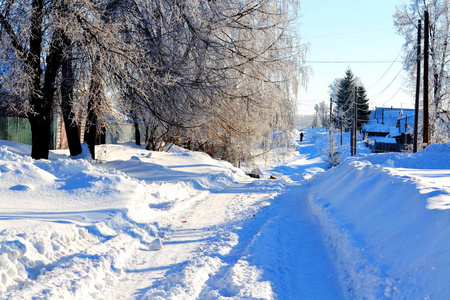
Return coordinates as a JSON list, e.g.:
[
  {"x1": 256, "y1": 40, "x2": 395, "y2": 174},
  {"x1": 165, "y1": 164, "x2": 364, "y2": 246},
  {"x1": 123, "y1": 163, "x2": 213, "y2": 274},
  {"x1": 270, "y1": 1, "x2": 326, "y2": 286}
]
[{"x1": 98, "y1": 135, "x2": 342, "y2": 299}]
